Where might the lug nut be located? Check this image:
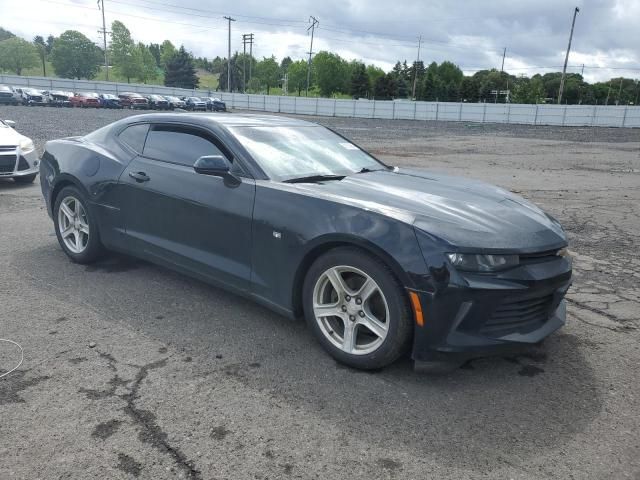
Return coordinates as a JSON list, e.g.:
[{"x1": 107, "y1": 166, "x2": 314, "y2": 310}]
[
  {"x1": 345, "y1": 295, "x2": 351, "y2": 302},
  {"x1": 349, "y1": 315, "x2": 355, "y2": 321},
  {"x1": 341, "y1": 305, "x2": 347, "y2": 312},
  {"x1": 355, "y1": 298, "x2": 362, "y2": 305},
  {"x1": 359, "y1": 311, "x2": 365, "y2": 317}
]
